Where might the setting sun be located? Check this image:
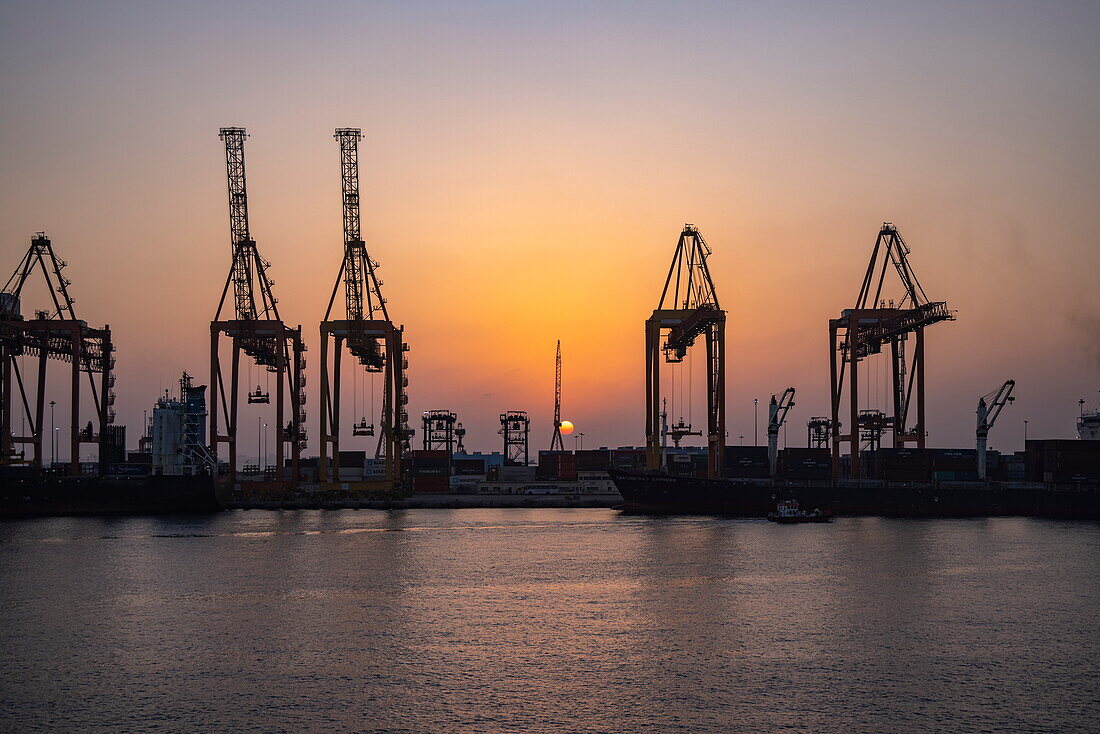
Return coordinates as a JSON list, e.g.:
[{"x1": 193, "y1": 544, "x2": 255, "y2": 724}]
[{"x1": 559, "y1": 420, "x2": 574, "y2": 436}]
